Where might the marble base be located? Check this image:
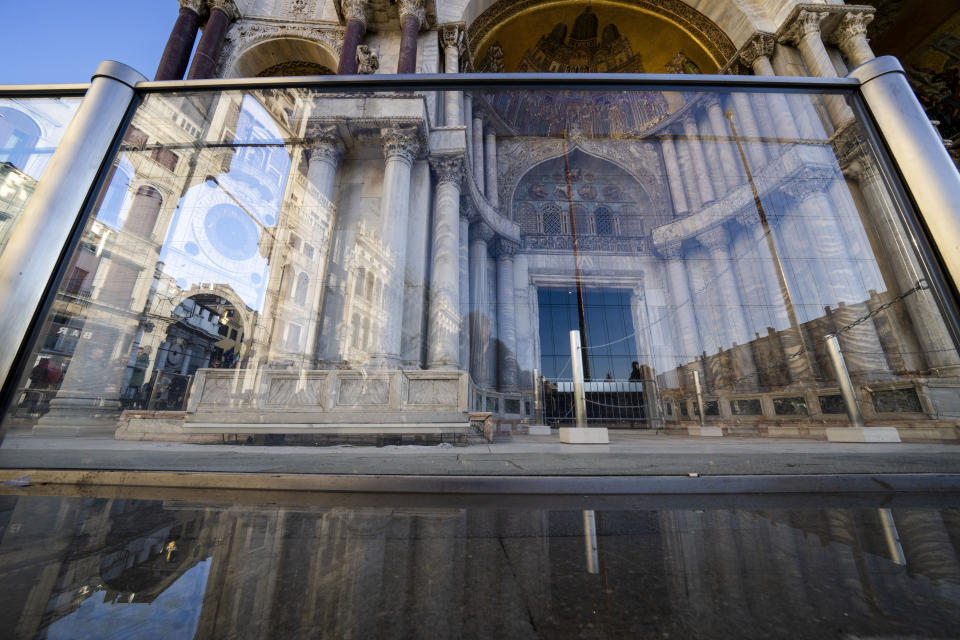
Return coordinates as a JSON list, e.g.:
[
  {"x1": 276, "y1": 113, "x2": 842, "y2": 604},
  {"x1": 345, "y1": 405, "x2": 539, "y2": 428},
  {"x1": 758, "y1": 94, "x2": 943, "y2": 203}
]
[
  {"x1": 688, "y1": 426, "x2": 724, "y2": 437},
  {"x1": 559, "y1": 427, "x2": 609, "y2": 444},
  {"x1": 825, "y1": 427, "x2": 902, "y2": 443},
  {"x1": 527, "y1": 424, "x2": 552, "y2": 435}
]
